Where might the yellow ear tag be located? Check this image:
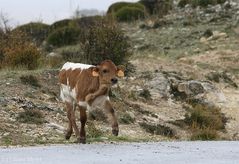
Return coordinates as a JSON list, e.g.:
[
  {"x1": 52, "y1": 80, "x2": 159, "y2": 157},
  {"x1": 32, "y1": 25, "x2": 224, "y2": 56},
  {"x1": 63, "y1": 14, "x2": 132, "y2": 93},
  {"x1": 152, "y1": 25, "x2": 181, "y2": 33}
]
[
  {"x1": 92, "y1": 71, "x2": 99, "y2": 77},
  {"x1": 117, "y1": 70, "x2": 124, "y2": 77}
]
